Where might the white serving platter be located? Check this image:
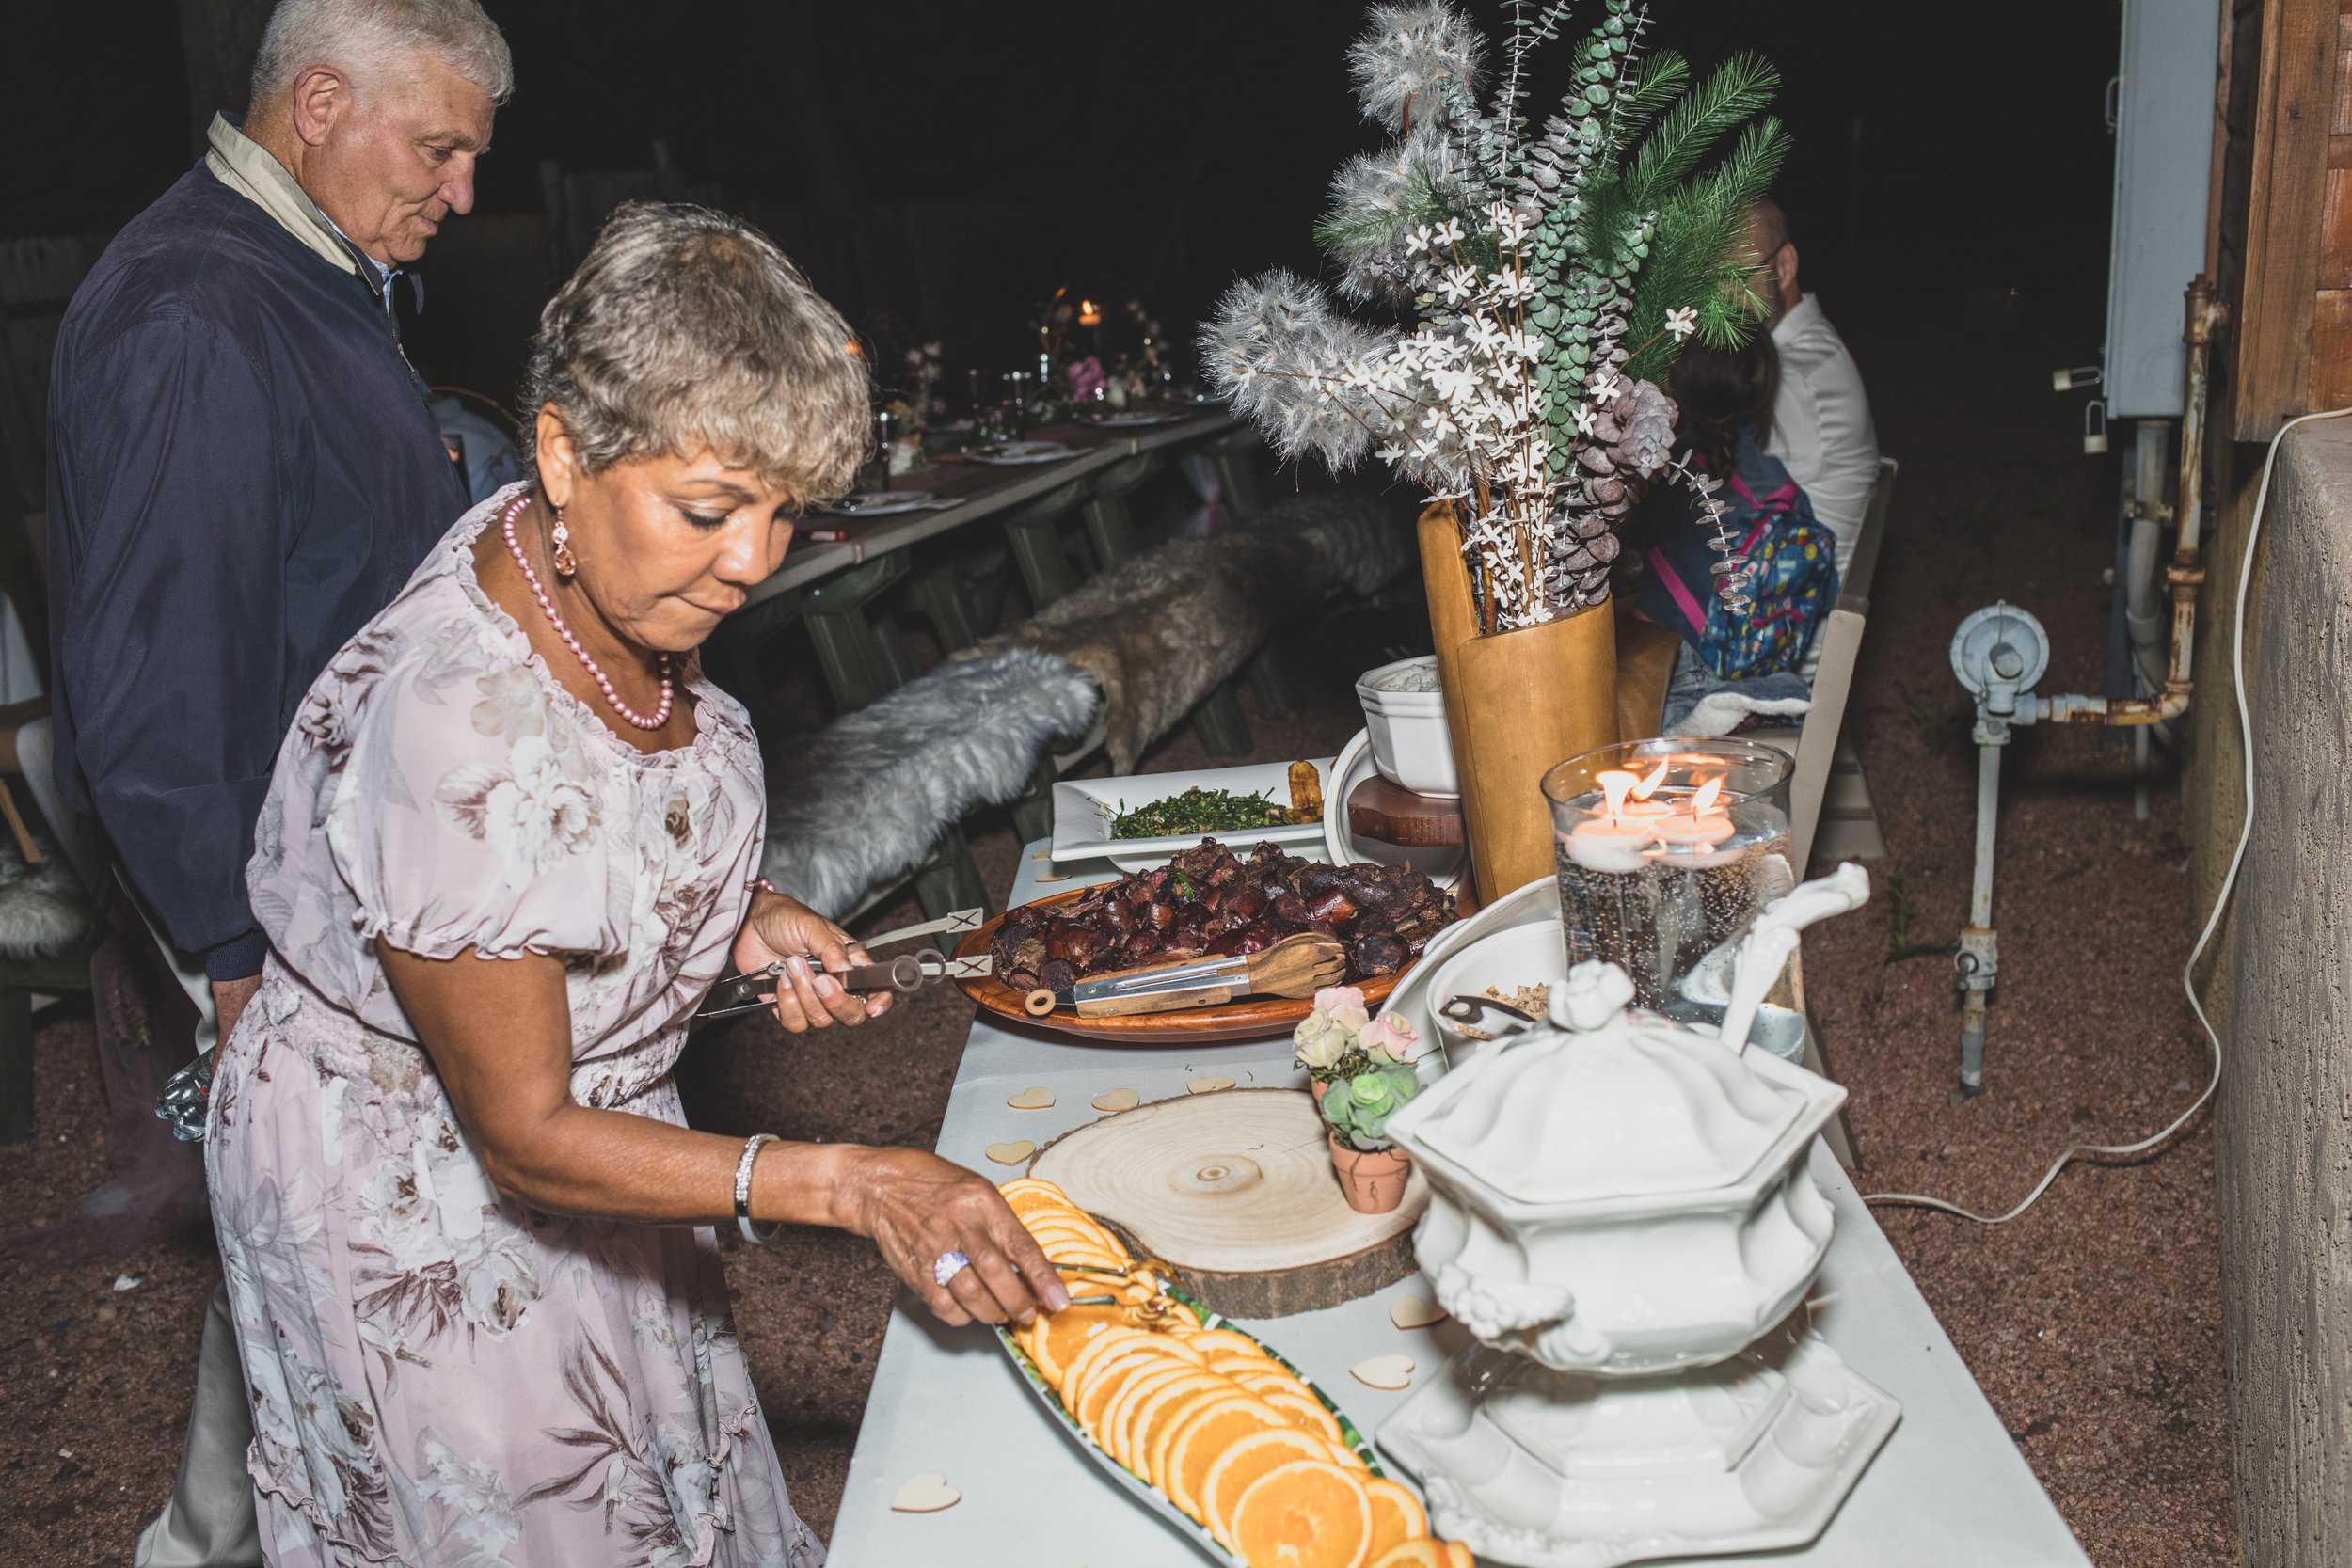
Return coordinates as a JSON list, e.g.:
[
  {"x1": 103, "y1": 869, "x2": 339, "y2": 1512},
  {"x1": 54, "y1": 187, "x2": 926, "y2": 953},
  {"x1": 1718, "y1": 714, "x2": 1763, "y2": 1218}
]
[{"x1": 1052, "y1": 760, "x2": 1334, "y2": 872}]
